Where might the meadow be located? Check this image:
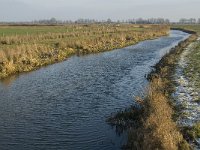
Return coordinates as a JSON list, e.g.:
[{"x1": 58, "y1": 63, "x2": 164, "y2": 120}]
[{"x1": 0, "y1": 24, "x2": 169, "y2": 79}]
